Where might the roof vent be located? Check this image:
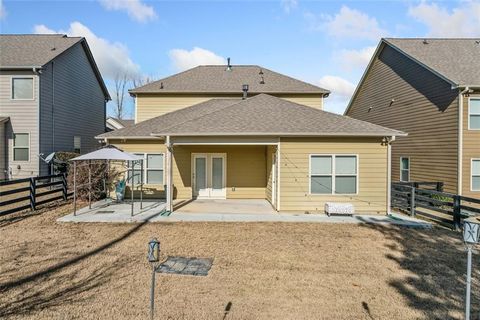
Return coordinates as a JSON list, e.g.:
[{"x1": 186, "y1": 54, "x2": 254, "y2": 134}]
[
  {"x1": 226, "y1": 57, "x2": 232, "y2": 71},
  {"x1": 422, "y1": 39, "x2": 429, "y2": 44},
  {"x1": 242, "y1": 84, "x2": 249, "y2": 100},
  {"x1": 260, "y1": 76, "x2": 265, "y2": 84},
  {"x1": 259, "y1": 69, "x2": 264, "y2": 75},
  {"x1": 51, "y1": 47, "x2": 56, "y2": 51},
  {"x1": 160, "y1": 82, "x2": 164, "y2": 89},
  {"x1": 475, "y1": 40, "x2": 480, "y2": 45}
]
